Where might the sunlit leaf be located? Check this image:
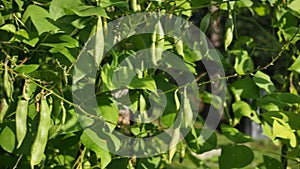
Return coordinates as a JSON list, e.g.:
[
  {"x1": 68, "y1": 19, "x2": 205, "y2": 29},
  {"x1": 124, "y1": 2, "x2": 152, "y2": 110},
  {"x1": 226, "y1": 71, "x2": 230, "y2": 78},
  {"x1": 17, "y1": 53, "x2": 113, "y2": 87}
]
[
  {"x1": 0, "y1": 126, "x2": 15, "y2": 153},
  {"x1": 288, "y1": 0, "x2": 300, "y2": 16},
  {"x1": 22, "y1": 5, "x2": 59, "y2": 35},
  {"x1": 253, "y1": 71, "x2": 275, "y2": 94},
  {"x1": 232, "y1": 101, "x2": 260, "y2": 125},
  {"x1": 14, "y1": 64, "x2": 39, "y2": 74},
  {"x1": 288, "y1": 55, "x2": 300, "y2": 73},
  {"x1": 233, "y1": 50, "x2": 254, "y2": 75},
  {"x1": 273, "y1": 120, "x2": 297, "y2": 147}
]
